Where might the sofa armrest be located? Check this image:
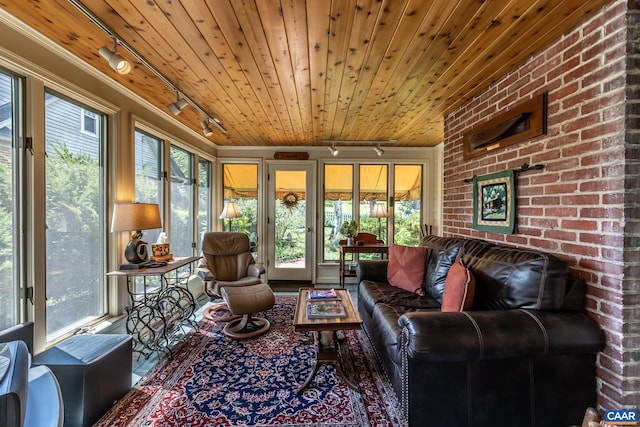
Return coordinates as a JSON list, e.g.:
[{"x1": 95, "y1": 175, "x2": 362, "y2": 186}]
[
  {"x1": 356, "y1": 260, "x2": 388, "y2": 283},
  {"x1": 398, "y1": 309, "x2": 605, "y2": 362}
]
